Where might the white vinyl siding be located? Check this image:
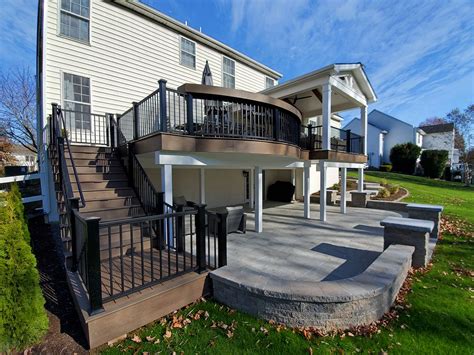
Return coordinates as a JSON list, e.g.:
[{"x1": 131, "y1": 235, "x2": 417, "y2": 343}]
[
  {"x1": 59, "y1": 0, "x2": 90, "y2": 42},
  {"x1": 222, "y1": 57, "x2": 235, "y2": 89},
  {"x1": 43, "y1": 0, "x2": 277, "y2": 122},
  {"x1": 180, "y1": 37, "x2": 196, "y2": 69}
]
